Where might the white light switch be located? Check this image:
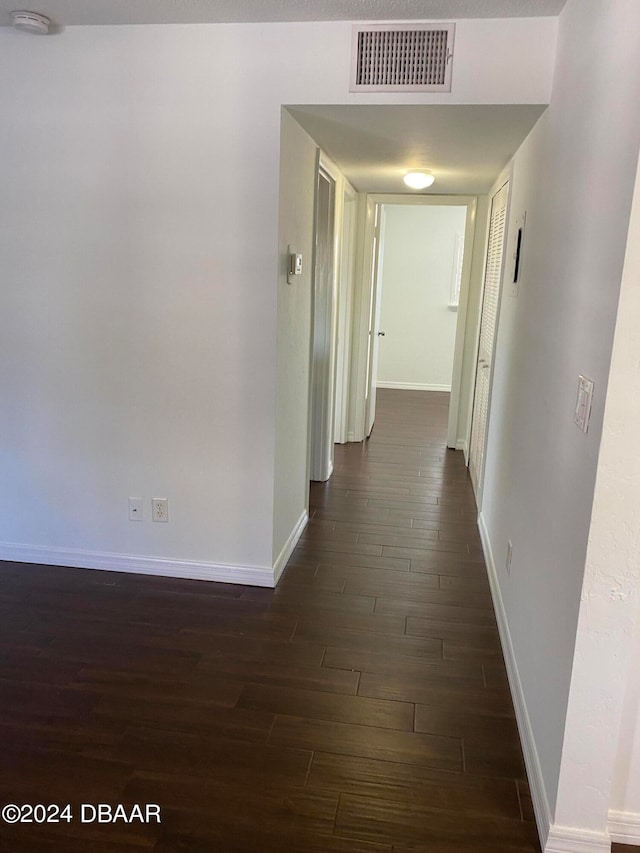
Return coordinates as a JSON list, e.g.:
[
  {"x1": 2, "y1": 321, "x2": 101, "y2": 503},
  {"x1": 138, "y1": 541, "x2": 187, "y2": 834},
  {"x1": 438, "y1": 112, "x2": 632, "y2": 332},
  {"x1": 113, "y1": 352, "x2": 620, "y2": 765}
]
[{"x1": 574, "y1": 375, "x2": 594, "y2": 433}]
